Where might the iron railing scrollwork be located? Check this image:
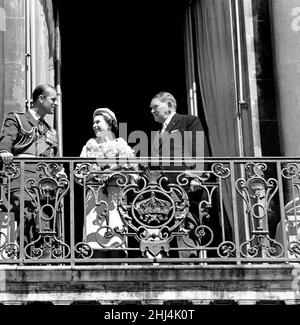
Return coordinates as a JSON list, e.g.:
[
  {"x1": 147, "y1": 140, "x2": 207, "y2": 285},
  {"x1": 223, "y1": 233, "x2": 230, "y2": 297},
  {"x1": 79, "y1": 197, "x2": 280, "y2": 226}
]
[
  {"x1": 281, "y1": 162, "x2": 300, "y2": 257},
  {"x1": 0, "y1": 157, "x2": 298, "y2": 264},
  {"x1": 24, "y1": 163, "x2": 70, "y2": 259},
  {"x1": 237, "y1": 163, "x2": 283, "y2": 258}
]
